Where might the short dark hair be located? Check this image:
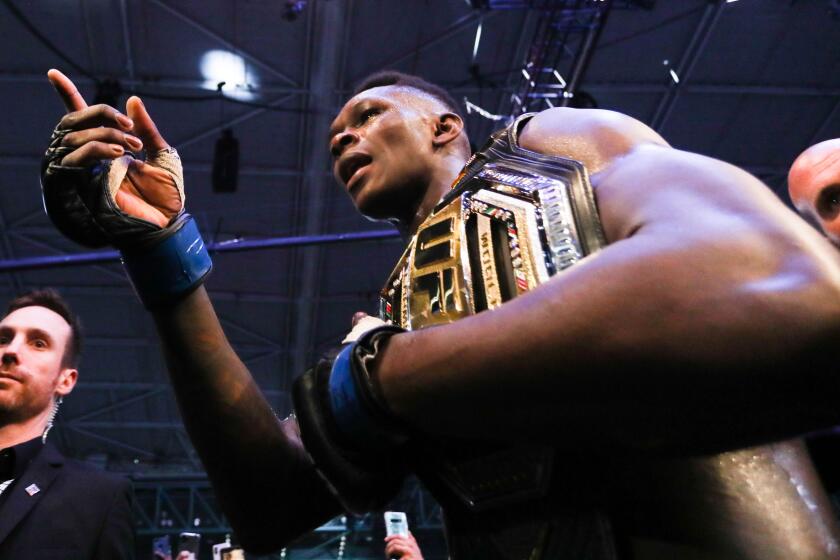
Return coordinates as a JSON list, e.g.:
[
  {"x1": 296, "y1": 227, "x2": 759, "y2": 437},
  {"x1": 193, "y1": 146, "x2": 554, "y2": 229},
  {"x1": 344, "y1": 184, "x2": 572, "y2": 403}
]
[
  {"x1": 353, "y1": 70, "x2": 465, "y2": 121},
  {"x1": 5, "y1": 289, "x2": 82, "y2": 368}
]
